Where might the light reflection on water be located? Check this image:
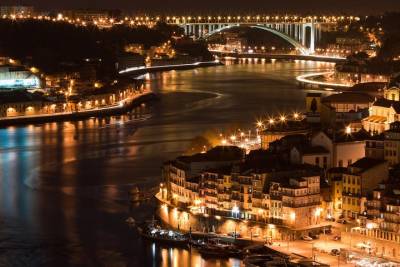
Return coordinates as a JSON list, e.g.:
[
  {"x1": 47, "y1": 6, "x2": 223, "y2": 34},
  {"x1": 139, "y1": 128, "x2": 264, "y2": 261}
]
[{"x1": 0, "y1": 61, "x2": 333, "y2": 266}]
